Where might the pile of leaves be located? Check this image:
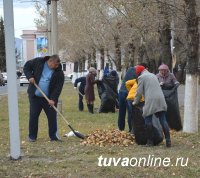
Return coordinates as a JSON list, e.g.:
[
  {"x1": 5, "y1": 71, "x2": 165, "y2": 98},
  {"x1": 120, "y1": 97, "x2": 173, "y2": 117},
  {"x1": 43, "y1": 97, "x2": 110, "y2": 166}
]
[{"x1": 81, "y1": 129, "x2": 134, "y2": 147}]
